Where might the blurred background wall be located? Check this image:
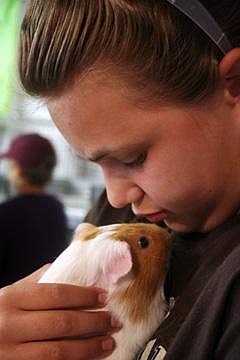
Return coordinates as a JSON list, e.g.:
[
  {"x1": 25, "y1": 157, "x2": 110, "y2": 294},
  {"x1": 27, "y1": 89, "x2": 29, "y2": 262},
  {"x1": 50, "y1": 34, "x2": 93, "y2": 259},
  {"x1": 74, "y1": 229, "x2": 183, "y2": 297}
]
[{"x1": 0, "y1": 0, "x2": 105, "y2": 232}]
